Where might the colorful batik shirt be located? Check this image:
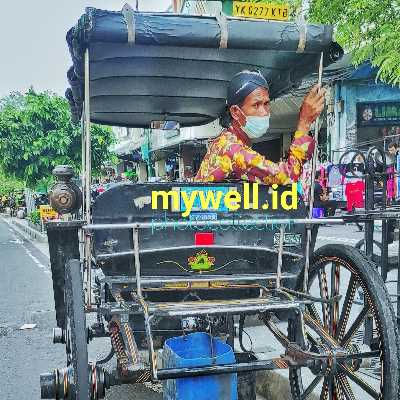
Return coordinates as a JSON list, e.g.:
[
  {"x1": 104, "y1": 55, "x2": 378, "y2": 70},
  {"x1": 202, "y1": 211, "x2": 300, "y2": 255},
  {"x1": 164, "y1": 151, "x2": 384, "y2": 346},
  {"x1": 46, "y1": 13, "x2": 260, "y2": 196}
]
[{"x1": 195, "y1": 129, "x2": 315, "y2": 185}]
